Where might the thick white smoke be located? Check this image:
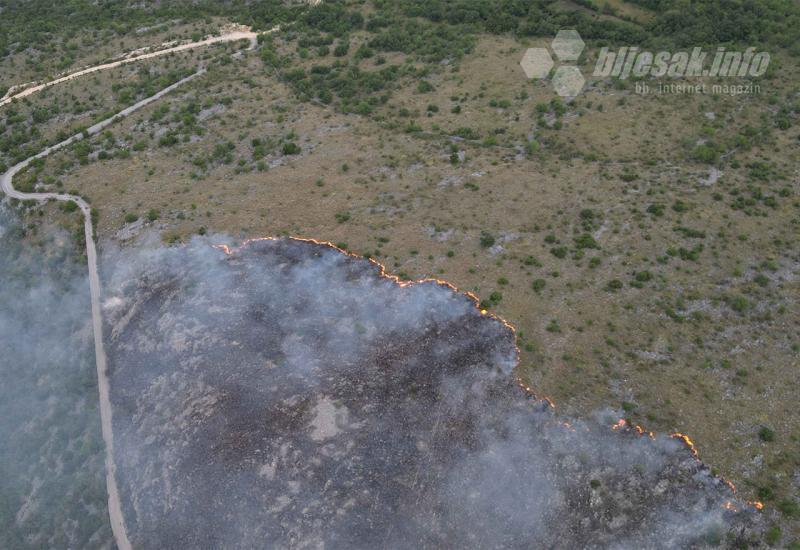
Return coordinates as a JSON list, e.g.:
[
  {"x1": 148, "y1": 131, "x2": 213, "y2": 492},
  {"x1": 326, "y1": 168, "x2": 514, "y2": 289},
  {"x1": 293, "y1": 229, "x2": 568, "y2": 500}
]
[{"x1": 0, "y1": 206, "x2": 113, "y2": 549}]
